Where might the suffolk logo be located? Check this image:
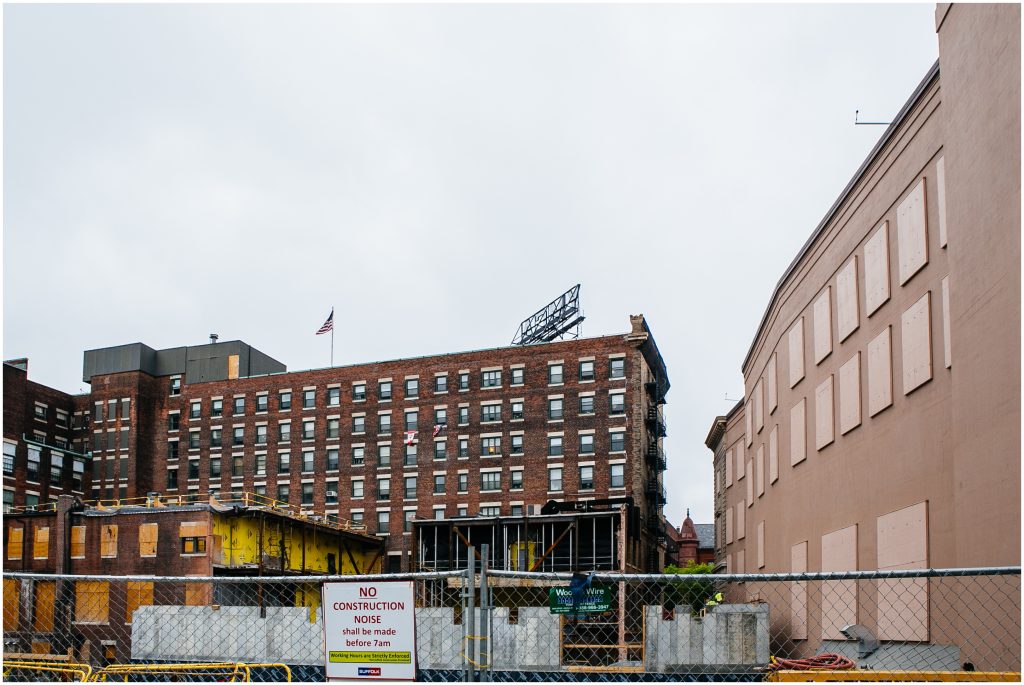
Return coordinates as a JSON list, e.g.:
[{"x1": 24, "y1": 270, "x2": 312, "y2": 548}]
[{"x1": 358, "y1": 667, "x2": 382, "y2": 677}]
